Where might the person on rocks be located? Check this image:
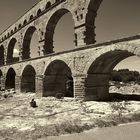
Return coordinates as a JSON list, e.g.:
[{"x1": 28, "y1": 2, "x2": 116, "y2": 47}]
[{"x1": 30, "y1": 98, "x2": 38, "y2": 108}]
